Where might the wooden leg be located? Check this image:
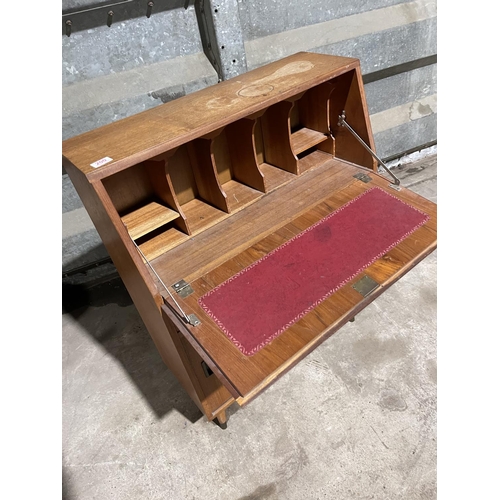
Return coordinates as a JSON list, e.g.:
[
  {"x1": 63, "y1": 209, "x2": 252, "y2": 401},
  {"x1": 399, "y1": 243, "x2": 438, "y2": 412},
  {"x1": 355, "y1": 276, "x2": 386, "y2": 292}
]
[{"x1": 214, "y1": 410, "x2": 228, "y2": 430}]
